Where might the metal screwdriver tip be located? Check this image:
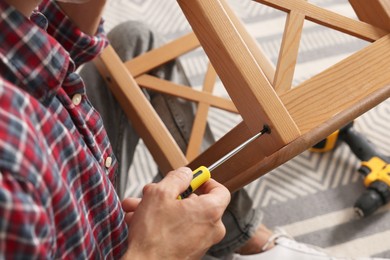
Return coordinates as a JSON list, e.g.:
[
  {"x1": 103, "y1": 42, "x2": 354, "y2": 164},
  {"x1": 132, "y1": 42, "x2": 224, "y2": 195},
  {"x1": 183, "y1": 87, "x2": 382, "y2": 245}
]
[{"x1": 208, "y1": 125, "x2": 271, "y2": 172}]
